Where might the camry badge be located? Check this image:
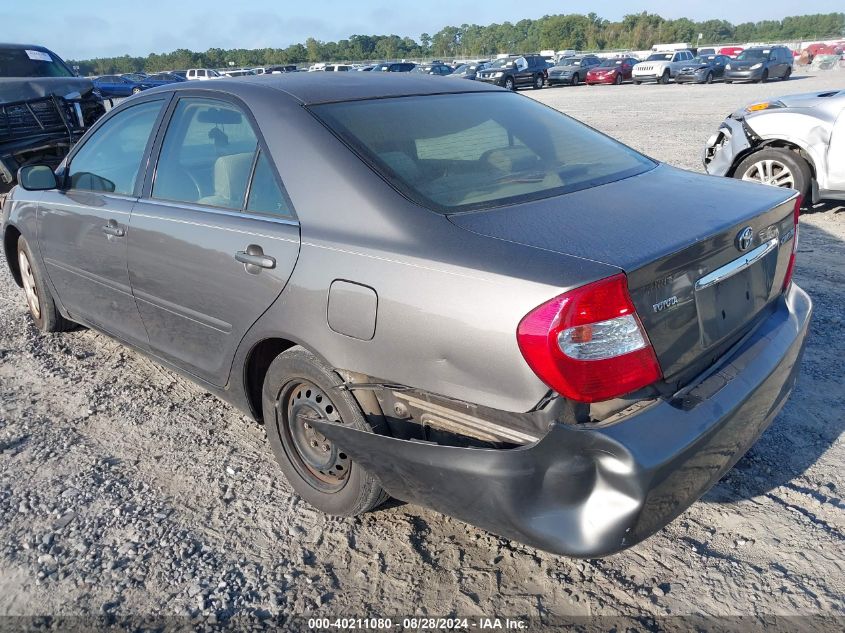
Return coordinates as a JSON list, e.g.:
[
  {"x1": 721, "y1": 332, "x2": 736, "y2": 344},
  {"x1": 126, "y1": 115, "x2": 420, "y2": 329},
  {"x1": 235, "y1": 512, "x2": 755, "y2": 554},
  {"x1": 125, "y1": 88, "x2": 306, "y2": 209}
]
[{"x1": 736, "y1": 226, "x2": 754, "y2": 251}]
